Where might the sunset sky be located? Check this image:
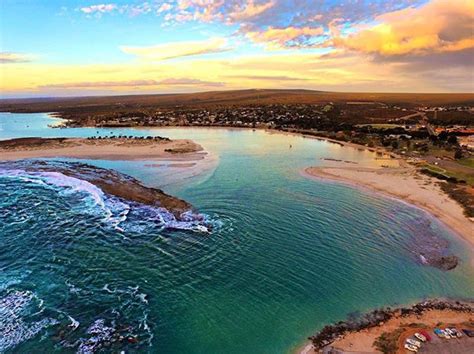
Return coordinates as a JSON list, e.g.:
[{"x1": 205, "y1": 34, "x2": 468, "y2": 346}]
[{"x1": 1, "y1": 0, "x2": 473, "y2": 97}]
